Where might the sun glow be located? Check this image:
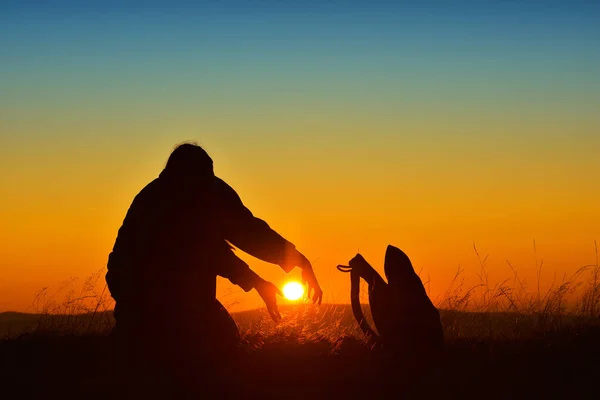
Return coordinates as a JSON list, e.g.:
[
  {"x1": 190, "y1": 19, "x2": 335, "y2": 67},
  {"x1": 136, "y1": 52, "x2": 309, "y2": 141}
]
[{"x1": 282, "y1": 281, "x2": 304, "y2": 301}]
